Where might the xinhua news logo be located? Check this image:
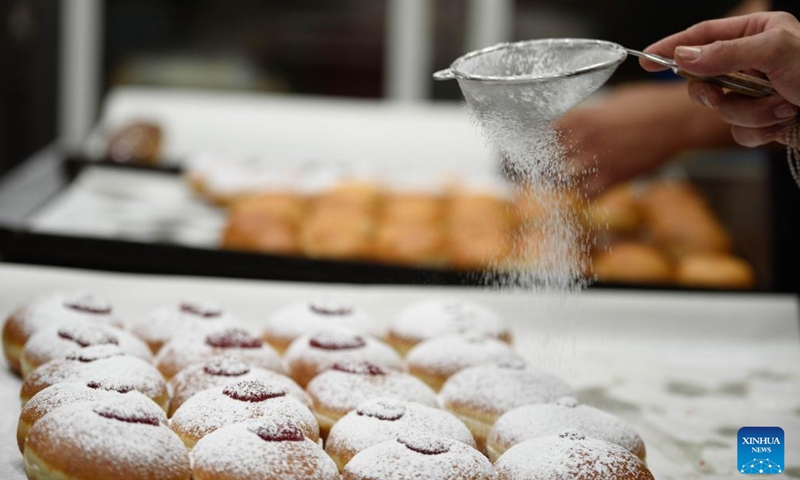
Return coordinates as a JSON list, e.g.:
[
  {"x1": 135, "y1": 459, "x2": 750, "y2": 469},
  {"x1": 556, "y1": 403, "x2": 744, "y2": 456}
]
[{"x1": 738, "y1": 427, "x2": 784, "y2": 475}]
